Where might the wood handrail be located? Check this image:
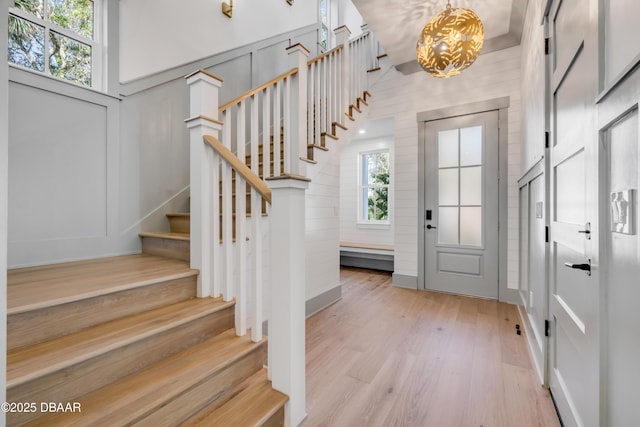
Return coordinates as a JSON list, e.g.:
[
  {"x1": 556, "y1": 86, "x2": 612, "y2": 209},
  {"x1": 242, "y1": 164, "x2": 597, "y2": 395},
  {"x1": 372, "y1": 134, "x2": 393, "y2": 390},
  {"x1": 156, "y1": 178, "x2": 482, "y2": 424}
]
[
  {"x1": 203, "y1": 135, "x2": 272, "y2": 204},
  {"x1": 218, "y1": 67, "x2": 299, "y2": 112},
  {"x1": 307, "y1": 44, "x2": 344, "y2": 66}
]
